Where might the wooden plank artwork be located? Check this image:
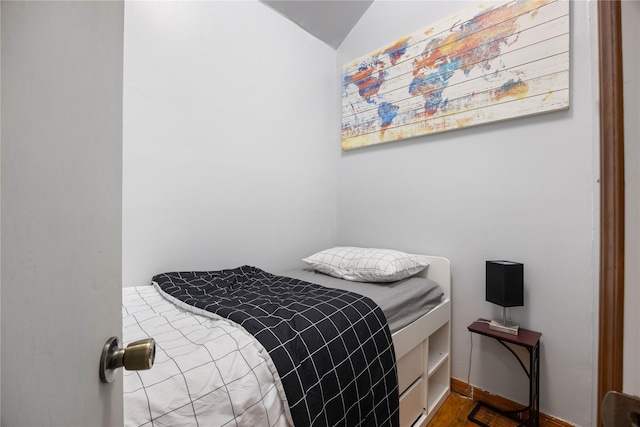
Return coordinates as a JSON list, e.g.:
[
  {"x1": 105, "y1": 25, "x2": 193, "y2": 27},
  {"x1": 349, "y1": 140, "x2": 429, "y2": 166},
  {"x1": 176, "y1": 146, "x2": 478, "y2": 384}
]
[{"x1": 341, "y1": 0, "x2": 570, "y2": 150}]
